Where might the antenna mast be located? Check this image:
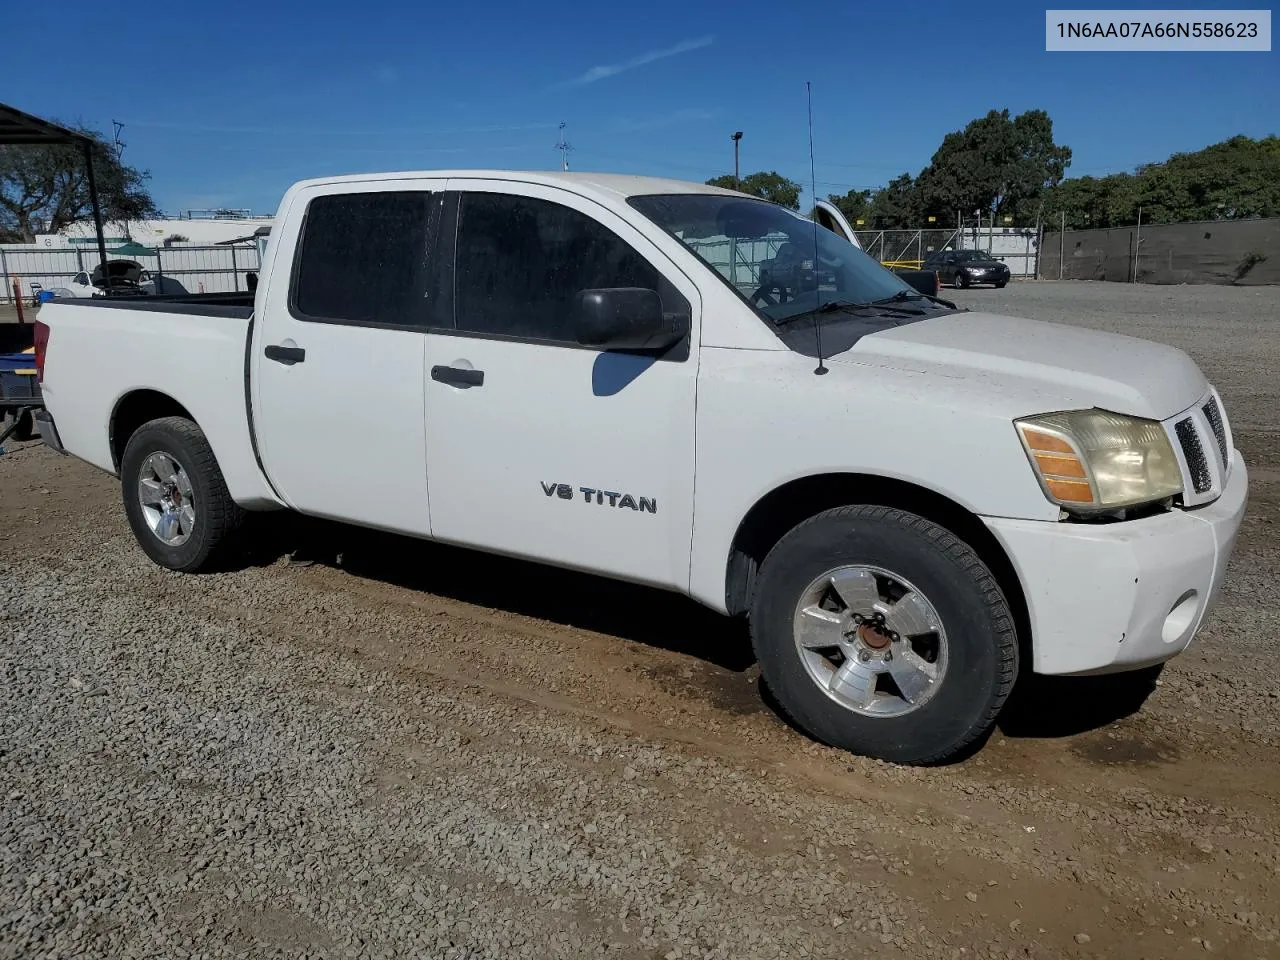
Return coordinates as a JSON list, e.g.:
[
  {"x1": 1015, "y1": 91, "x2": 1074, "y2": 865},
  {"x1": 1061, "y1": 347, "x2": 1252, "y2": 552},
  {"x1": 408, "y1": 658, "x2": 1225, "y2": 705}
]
[
  {"x1": 806, "y1": 82, "x2": 828, "y2": 376},
  {"x1": 555, "y1": 122, "x2": 573, "y2": 171}
]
